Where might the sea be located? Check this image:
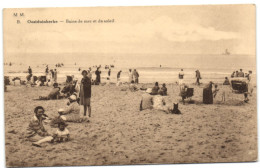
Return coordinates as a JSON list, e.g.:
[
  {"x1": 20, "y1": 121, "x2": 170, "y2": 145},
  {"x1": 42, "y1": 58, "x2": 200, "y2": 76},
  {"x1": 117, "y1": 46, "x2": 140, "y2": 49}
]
[{"x1": 4, "y1": 53, "x2": 256, "y2": 85}]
